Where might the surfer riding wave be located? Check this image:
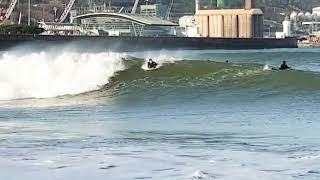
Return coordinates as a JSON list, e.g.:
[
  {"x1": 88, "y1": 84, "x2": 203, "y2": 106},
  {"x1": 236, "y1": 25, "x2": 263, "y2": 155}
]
[{"x1": 147, "y1": 59, "x2": 158, "y2": 69}]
